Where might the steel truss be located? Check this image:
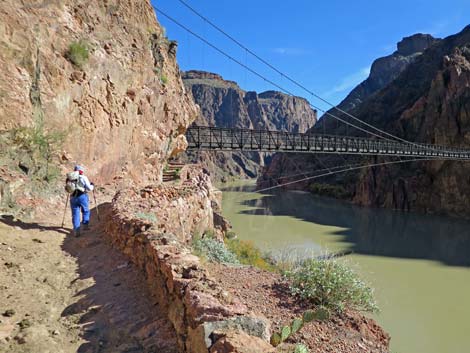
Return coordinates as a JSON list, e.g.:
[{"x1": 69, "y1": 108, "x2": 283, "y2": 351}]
[{"x1": 185, "y1": 126, "x2": 470, "y2": 160}]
